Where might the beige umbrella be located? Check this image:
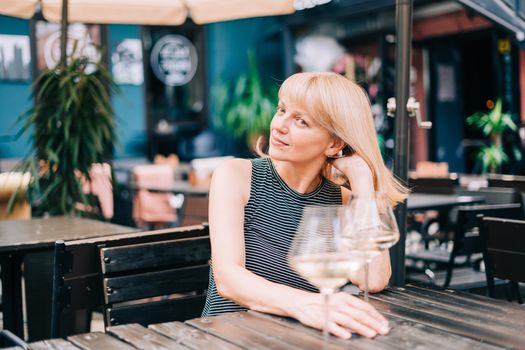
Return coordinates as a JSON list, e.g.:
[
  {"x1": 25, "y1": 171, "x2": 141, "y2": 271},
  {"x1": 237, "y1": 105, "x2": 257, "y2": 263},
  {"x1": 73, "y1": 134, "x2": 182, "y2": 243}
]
[{"x1": 0, "y1": 0, "x2": 295, "y2": 25}]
